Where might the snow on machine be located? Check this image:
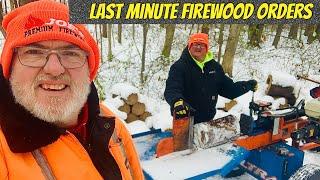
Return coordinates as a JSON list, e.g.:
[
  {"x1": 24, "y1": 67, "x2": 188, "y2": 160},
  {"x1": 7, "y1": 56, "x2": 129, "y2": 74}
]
[{"x1": 133, "y1": 86, "x2": 320, "y2": 179}]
